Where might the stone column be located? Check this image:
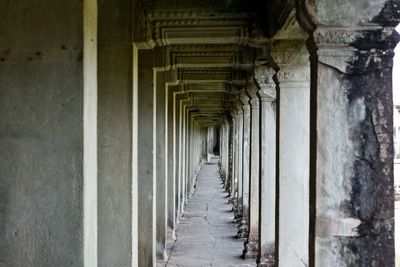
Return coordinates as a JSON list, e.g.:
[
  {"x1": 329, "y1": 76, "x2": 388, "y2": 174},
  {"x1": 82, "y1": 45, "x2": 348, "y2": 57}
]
[
  {"x1": 173, "y1": 92, "x2": 185, "y2": 225},
  {"x1": 225, "y1": 120, "x2": 231, "y2": 186},
  {"x1": 137, "y1": 49, "x2": 158, "y2": 267},
  {"x1": 219, "y1": 122, "x2": 225, "y2": 180},
  {"x1": 178, "y1": 98, "x2": 190, "y2": 216},
  {"x1": 97, "y1": 0, "x2": 134, "y2": 265},
  {"x1": 180, "y1": 101, "x2": 189, "y2": 212},
  {"x1": 226, "y1": 116, "x2": 235, "y2": 194},
  {"x1": 229, "y1": 110, "x2": 238, "y2": 202},
  {"x1": 235, "y1": 101, "x2": 244, "y2": 222},
  {"x1": 154, "y1": 68, "x2": 172, "y2": 260},
  {"x1": 271, "y1": 39, "x2": 310, "y2": 267},
  {"x1": 296, "y1": 1, "x2": 399, "y2": 265},
  {"x1": 243, "y1": 82, "x2": 260, "y2": 258},
  {"x1": 255, "y1": 66, "x2": 277, "y2": 267},
  {"x1": 237, "y1": 91, "x2": 251, "y2": 237},
  {"x1": 166, "y1": 86, "x2": 180, "y2": 240}
]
